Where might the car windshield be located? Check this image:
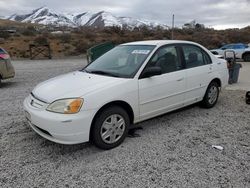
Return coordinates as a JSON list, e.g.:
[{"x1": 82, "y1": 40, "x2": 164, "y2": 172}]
[
  {"x1": 84, "y1": 45, "x2": 155, "y2": 78},
  {"x1": 0, "y1": 48, "x2": 6, "y2": 54}
]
